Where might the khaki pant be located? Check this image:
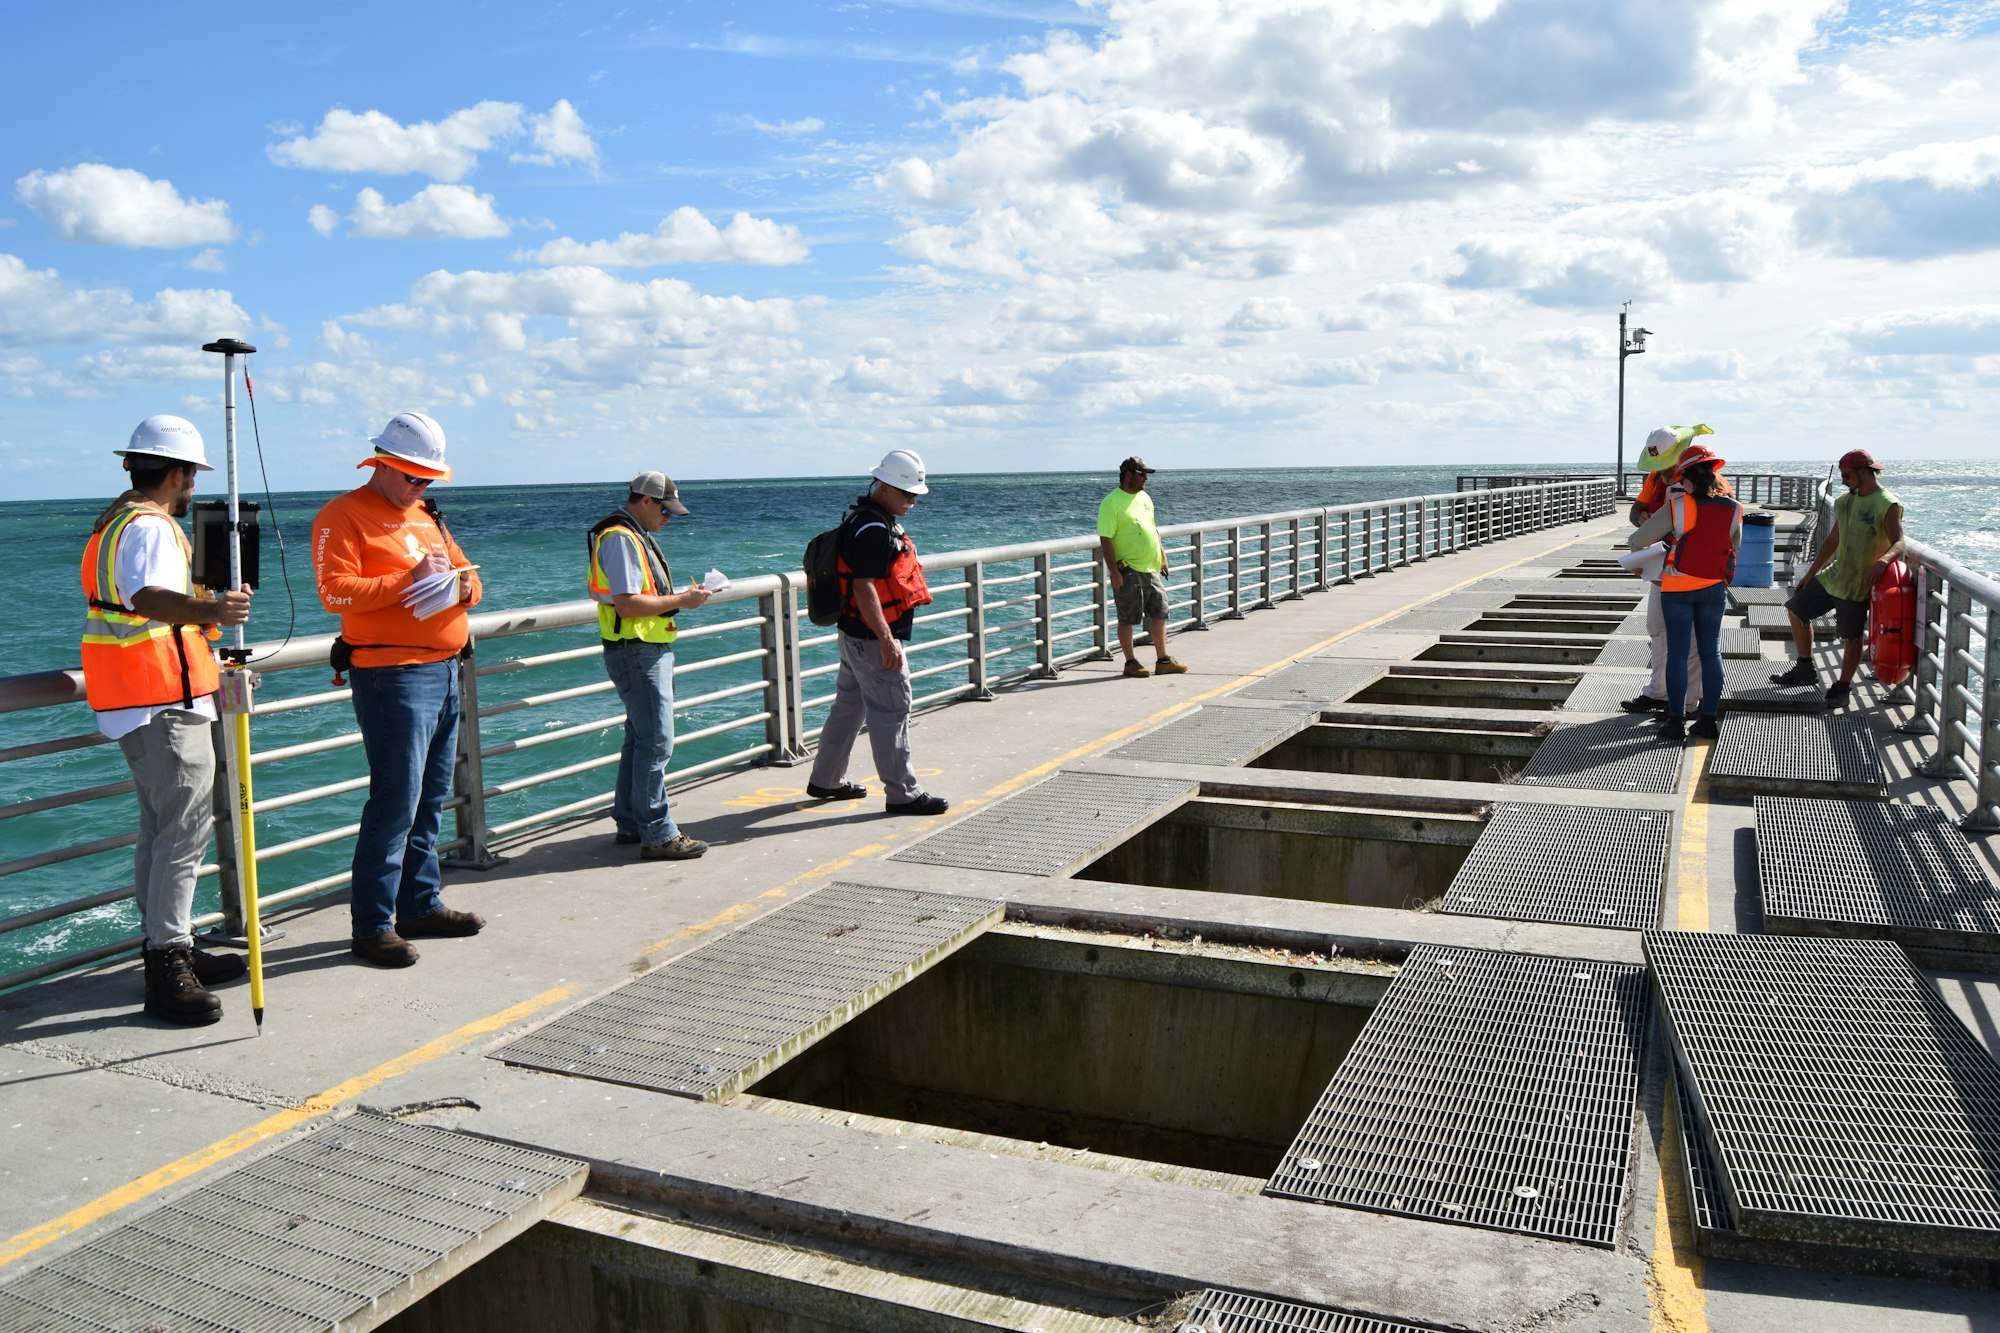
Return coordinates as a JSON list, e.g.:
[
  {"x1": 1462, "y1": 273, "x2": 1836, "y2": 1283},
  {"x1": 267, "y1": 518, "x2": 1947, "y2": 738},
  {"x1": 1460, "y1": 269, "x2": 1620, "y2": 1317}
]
[
  {"x1": 810, "y1": 634, "x2": 920, "y2": 803},
  {"x1": 117, "y1": 708, "x2": 216, "y2": 949}
]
